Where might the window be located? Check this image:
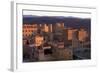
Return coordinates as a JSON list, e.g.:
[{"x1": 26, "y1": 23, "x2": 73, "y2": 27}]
[
  {"x1": 25, "y1": 30, "x2": 27, "y2": 32},
  {"x1": 44, "y1": 49, "x2": 52, "y2": 55}
]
